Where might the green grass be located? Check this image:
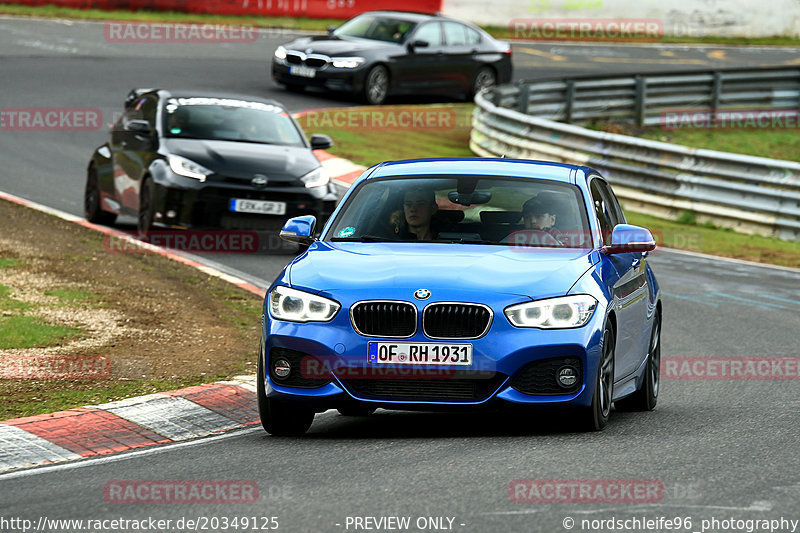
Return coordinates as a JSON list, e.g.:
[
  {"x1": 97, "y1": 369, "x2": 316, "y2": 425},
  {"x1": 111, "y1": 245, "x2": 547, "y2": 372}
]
[
  {"x1": 299, "y1": 104, "x2": 475, "y2": 168},
  {"x1": 0, "y1": 315, "x2": 83, "y2": 349},
  {"x1": 625, "y1": 211, "x2": 800, "y2": 267},
  {"x1": 0, "y1": 376, "x2": 229, "y2": 420},
  {"x1": 0, "y1": 258, "x2": 21, "y2": 269},
  {"x1": 4, "y1": 4, "x2": 800, "y2": 46},
  {"x1": 44, "y1": 288, "x2": 102, "y2": 304},
  {"x1": 0, "y1": 284, "x2": 29, "y2": 312},
  {"x1": 642, "y1": 128, "x2": 800, "y2": 161}
]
